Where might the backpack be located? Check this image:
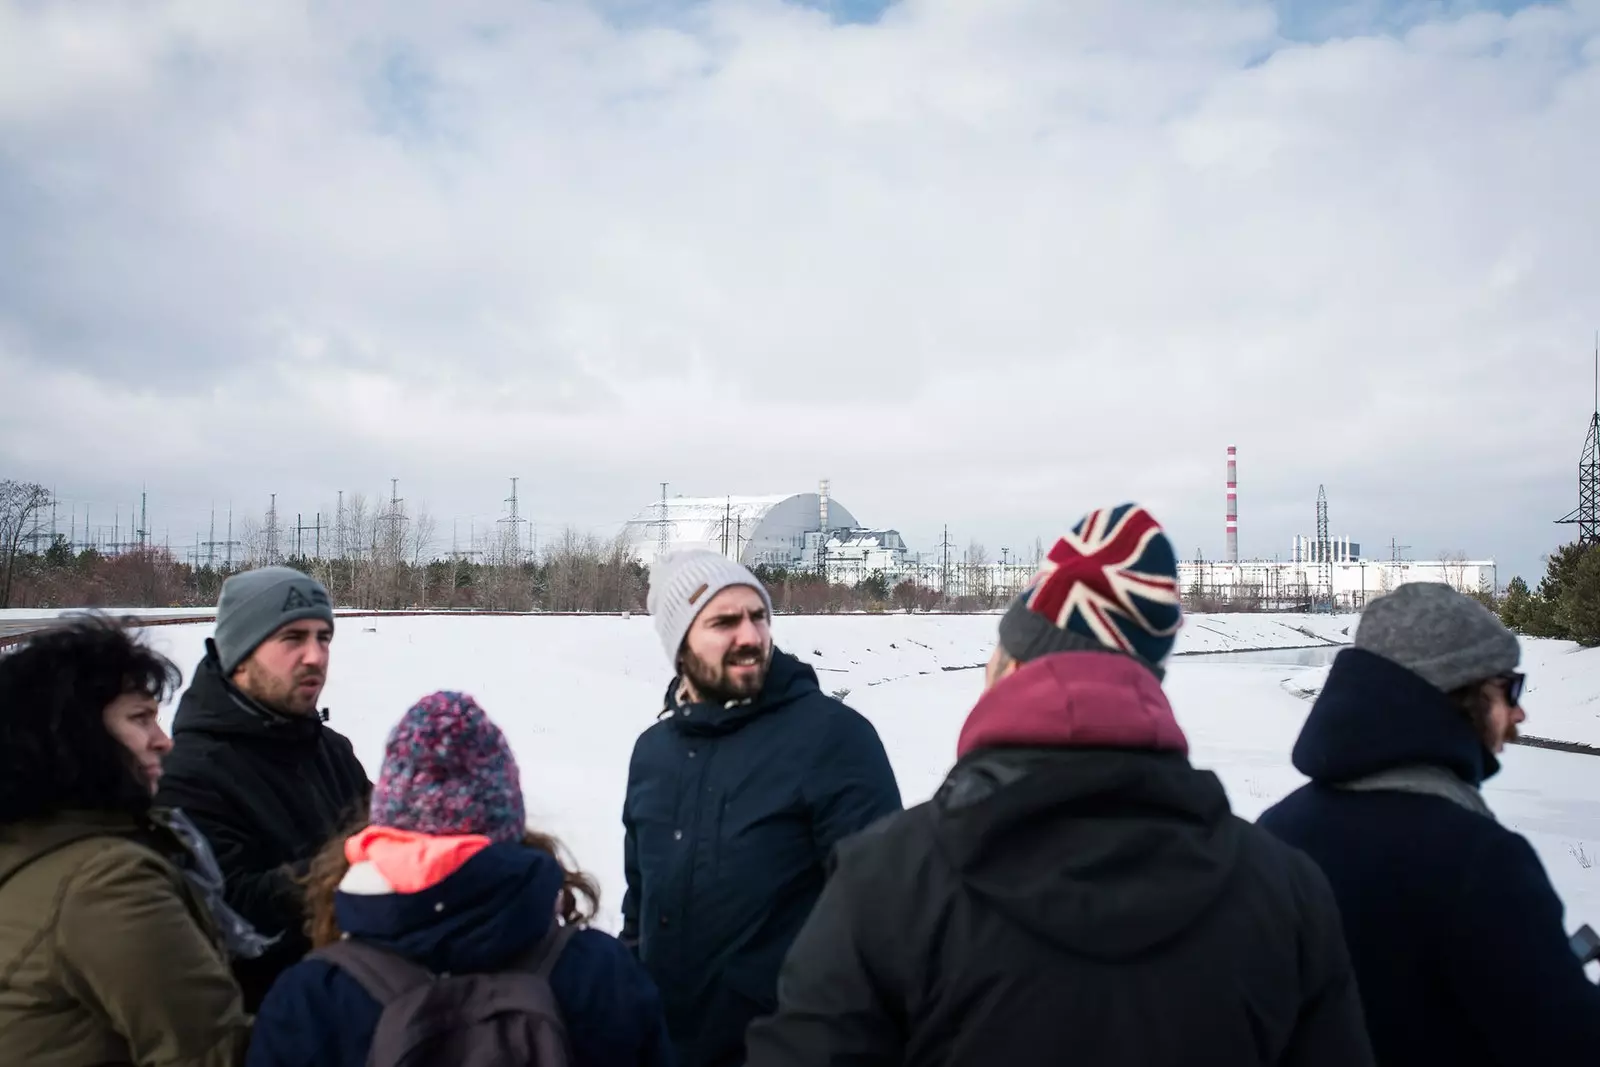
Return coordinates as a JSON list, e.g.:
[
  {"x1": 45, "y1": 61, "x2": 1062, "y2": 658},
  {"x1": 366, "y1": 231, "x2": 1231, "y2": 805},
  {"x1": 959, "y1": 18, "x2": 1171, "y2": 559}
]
[{"x1": 312, "y1": 922, "x2": 576, "y2": 1067}]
